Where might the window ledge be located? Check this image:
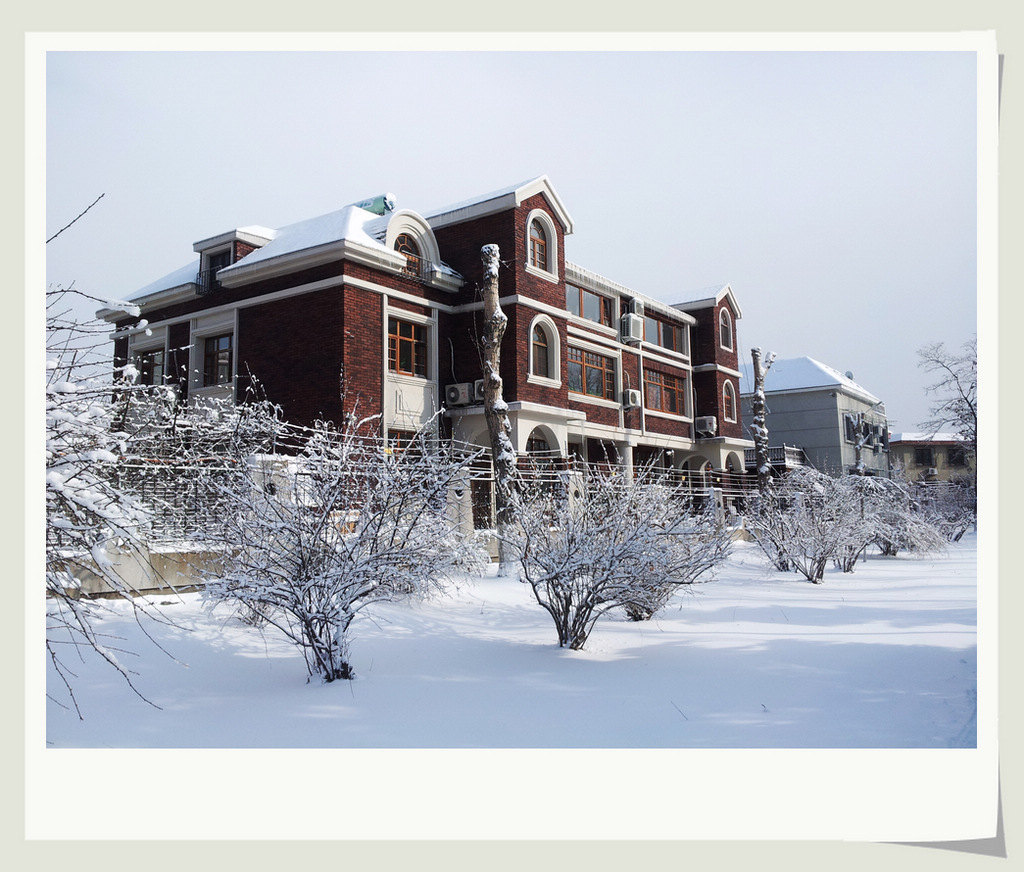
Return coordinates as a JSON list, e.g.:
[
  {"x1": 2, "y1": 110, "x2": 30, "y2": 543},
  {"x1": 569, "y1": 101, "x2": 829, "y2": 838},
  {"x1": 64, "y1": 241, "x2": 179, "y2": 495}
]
[
  {"x1": 568, "y1": 392, "x2": 621, "y2": 410},
  {"x1": 644, "y1": 408, "x2": 691, "y2": 422},
  {"x1": 525, "y1": 263, "x2": 560, "y2": 284},
  {"x1": 527, "y1": 374, "x2": 562, "y2": 389}
]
